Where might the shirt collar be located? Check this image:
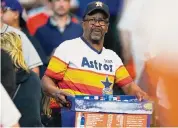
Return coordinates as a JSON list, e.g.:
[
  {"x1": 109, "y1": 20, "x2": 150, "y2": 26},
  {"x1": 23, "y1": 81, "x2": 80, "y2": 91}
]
[
  {"x1": 49, "y1": 15, "x2": 71, "y2": 27},
  {"x1": 1, "y1": 24, "x2": 8, "y2": 33},
  {"x1": 80, "y1": 36, "x2": 103, "y2": 54}
]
